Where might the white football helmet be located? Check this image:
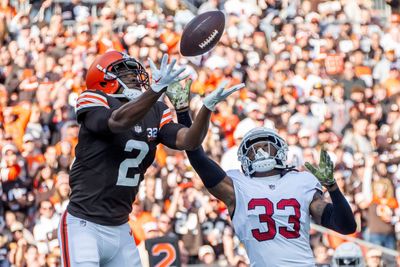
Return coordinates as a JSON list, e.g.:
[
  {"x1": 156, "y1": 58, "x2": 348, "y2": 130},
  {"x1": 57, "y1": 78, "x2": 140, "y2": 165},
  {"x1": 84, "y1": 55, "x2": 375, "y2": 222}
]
[
  {"x1": 237, "y1": 127, "x2": 288, "y2": 176},
  {"x1": 332, "y1": 242, "x2": 365, "y2": 267}
]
